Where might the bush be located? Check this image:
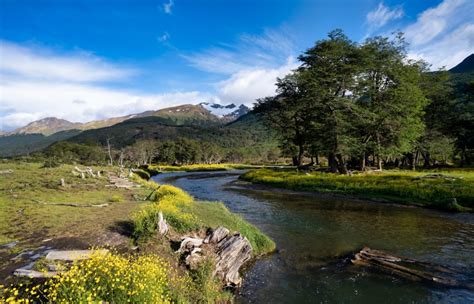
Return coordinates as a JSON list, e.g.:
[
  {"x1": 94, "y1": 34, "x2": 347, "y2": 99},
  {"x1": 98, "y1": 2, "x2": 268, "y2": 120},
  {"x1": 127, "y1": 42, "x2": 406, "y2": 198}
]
[
  {"x1": 42, "y1": 158, "x2": 60, "y2": 168},
  {"x1": 109, "y1": 195, "x2": 122, "y2": 203}
]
